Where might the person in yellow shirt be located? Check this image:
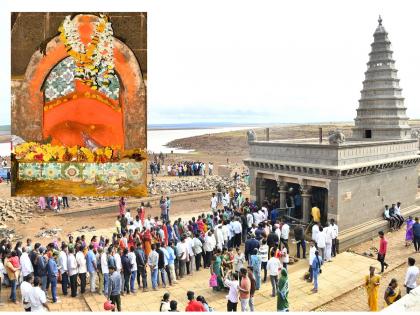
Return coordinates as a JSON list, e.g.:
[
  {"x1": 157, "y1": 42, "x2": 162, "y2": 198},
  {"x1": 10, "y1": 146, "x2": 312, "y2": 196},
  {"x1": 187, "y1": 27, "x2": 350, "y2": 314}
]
[
  {"x1": 365, "y1": 266, "x2": 381, "y2": 311},
  {"x1": 311, "y1": 206, "x2": 321, "y2": 223}
]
